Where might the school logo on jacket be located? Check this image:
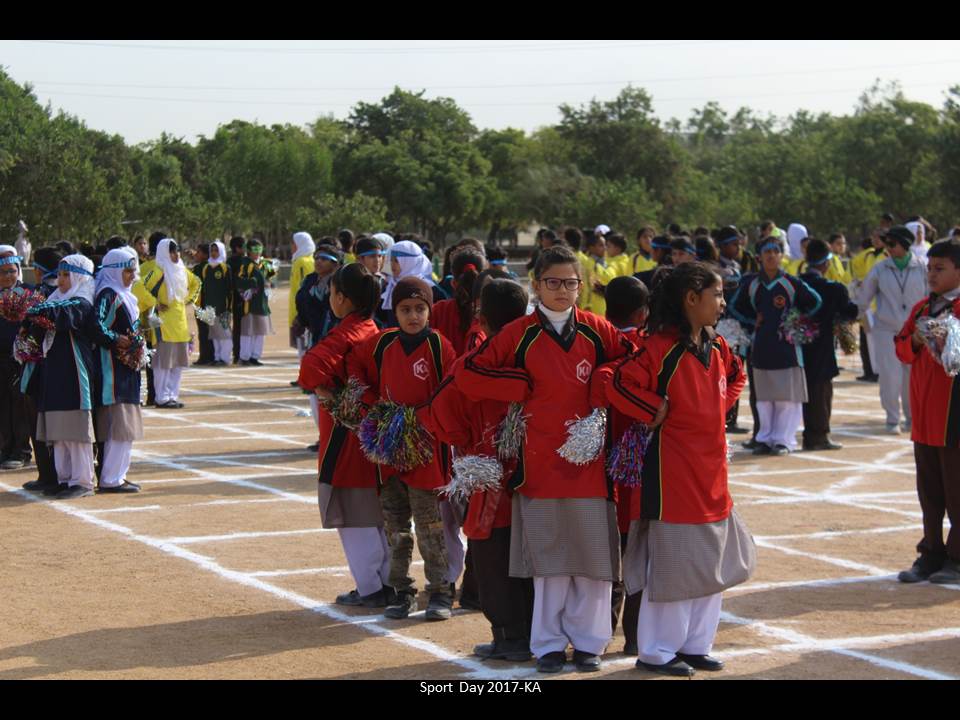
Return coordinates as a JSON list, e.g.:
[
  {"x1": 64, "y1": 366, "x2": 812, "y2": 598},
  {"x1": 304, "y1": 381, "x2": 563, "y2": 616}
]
[
  {"x1": 576, "y1": 359, "x2": 592, "y2": 384},
  {"x1": 774, "y1": 295, "x2": 787, "y2": 309},
  {"x1": 413, "y1": 358, "x2": 430, "y2": 381},
  {"x1": 719, "y1": 374, "x2": 727, "y2": 396}
]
